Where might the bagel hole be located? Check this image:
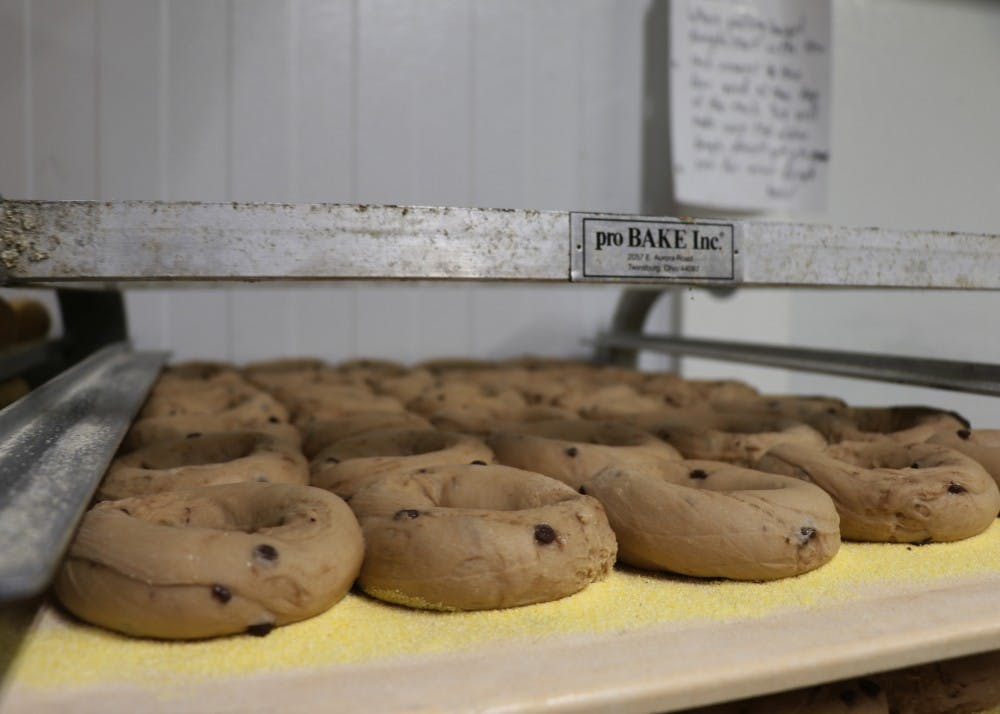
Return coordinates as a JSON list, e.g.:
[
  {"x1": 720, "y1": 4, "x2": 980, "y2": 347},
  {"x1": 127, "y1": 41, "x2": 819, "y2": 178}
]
[{"x1": 138, "y1": 433, "x2": 264, "y2": 469}]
